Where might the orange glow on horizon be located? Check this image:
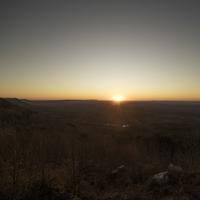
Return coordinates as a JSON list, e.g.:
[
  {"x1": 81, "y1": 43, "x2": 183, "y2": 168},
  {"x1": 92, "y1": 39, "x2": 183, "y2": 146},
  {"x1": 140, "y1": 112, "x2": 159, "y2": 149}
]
[{"x1": 112, "y1": 95, "x2": 125, "y2": 103}]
